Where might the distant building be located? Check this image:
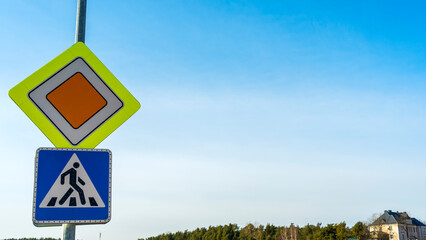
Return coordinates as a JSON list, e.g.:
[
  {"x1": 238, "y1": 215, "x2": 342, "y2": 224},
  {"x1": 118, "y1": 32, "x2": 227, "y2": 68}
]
[{"x1": 369, "y1": 210, "x2": 426, "y2": 240}]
